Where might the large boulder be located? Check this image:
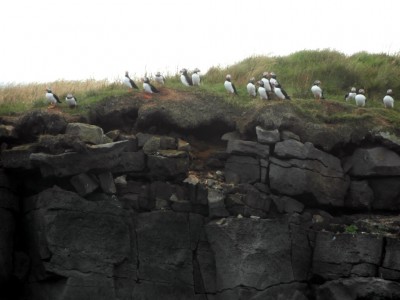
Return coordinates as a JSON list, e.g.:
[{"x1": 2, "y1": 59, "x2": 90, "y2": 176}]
[
  {"x1": 270, "y1": 140, "x2": 349, "y2": 207},
  {"x1": 23, "y1": 186, "x2": 135, "y2": 299},
  {"x1": 312, "y1": 231, "x2": 383, "y2": 280},
  {"x1": 65, "y1": 123, "x2": 105, "y2": 145},
  {"x1": 344, "y1": 147, "x2": 400, "y2": 177}
]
